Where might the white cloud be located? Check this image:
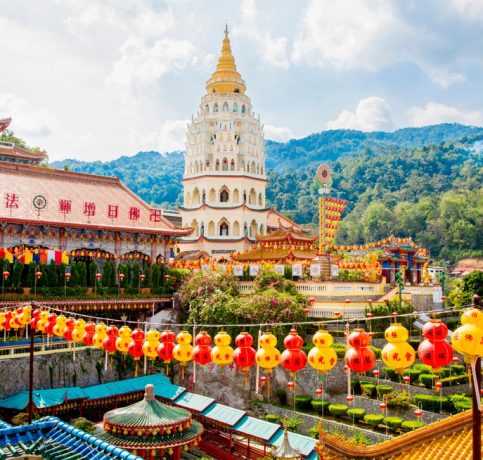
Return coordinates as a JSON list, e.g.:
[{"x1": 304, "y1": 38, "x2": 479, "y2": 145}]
[
  {"x1": 107, "y1": 37, "x2": 197, "y2": 97},
  {"x1": 407, "y1": 102, "x2": 483, "y2": 127},
  {"x1": 0, "y1": 94, "x2": 57, "y2": 138},
  {"x1": 327, "y1": 97, "x2": 393, "y2": 131},
  {"x1": 264, "y1": 124, "x2": 293, "y2": 142},
  {"x1": 448, "y1": 0, "x2": 483, "y2": 22},
  {"x1": 131, "y1": 120, "x2": 188, "y2": 153}
]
